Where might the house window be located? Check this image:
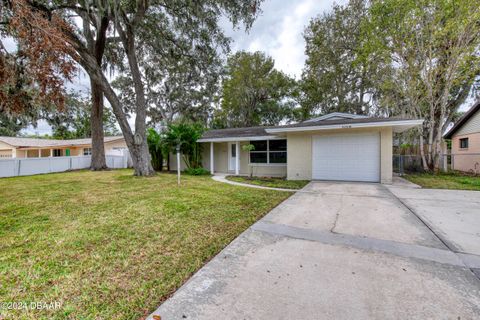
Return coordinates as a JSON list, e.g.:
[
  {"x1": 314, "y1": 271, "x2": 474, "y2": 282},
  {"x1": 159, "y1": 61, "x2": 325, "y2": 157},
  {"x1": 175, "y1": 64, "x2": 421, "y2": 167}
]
[
  {"x1": 459, "y1": 138, "x2": 469, "y2": 149},
  {"x1": 249, "y1": 140, "x2": 287, "y2": 164},
  {"x1": 83, "y1": 148, "x2": 92, "y2": 155},
  {"x1": 53, "y1": 149, "x2": 62, "y2": 157}
]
